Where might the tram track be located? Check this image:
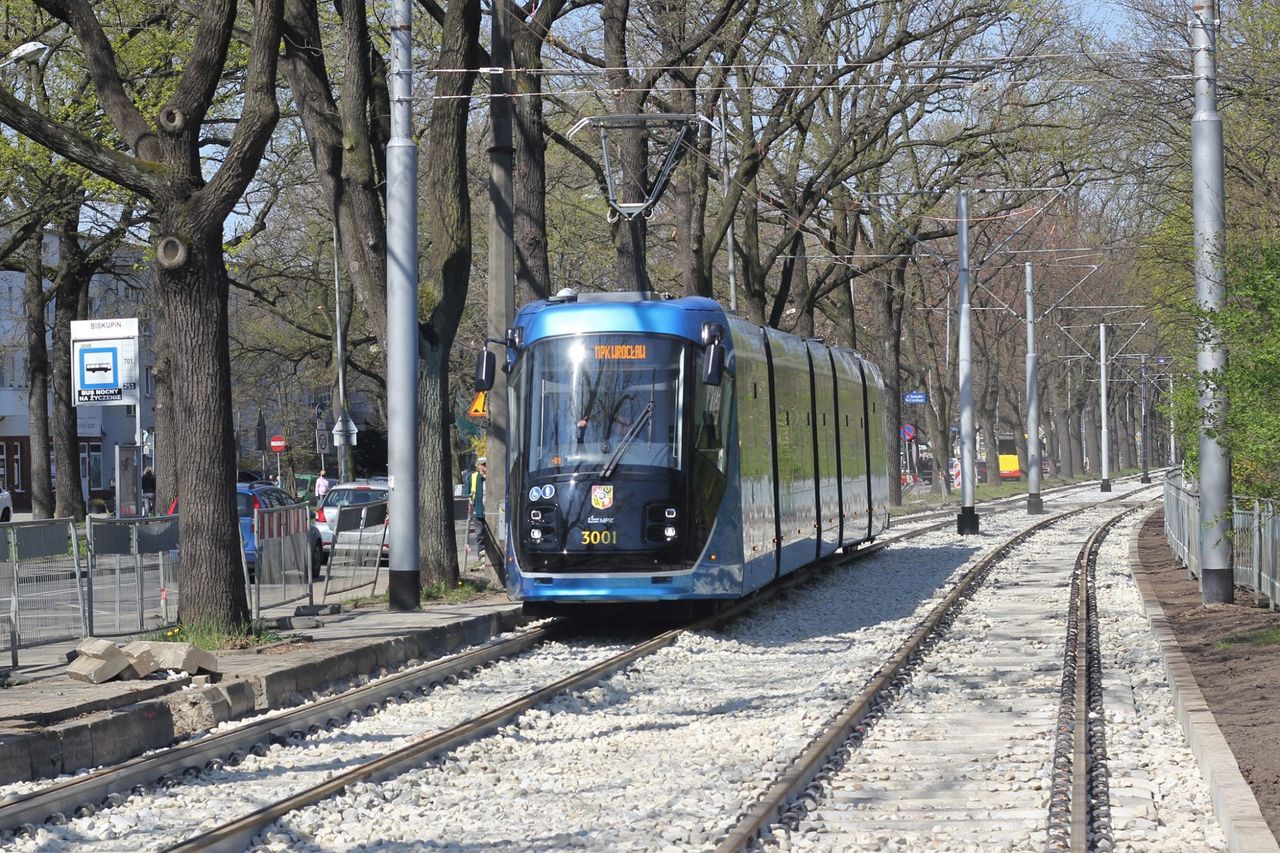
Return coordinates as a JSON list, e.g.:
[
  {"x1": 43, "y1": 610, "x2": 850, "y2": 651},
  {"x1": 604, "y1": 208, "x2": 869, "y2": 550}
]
[
  {"x1": 0, "y1": 481, "x2": 1156, "y2": 850},
  {"x1": 715, "y1": 495, "x2": 1151, "y2": 852}
]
